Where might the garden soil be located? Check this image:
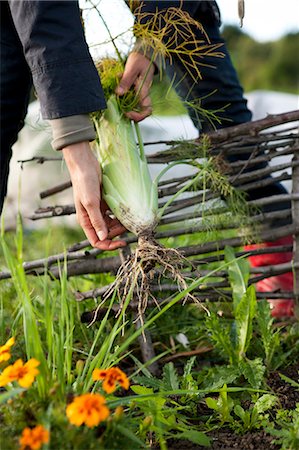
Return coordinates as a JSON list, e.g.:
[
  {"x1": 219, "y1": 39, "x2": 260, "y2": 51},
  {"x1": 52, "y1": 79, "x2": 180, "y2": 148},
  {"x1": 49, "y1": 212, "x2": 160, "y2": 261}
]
[{"x1": 159, "y1": 363, "x2": 299, "y2": 450}]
